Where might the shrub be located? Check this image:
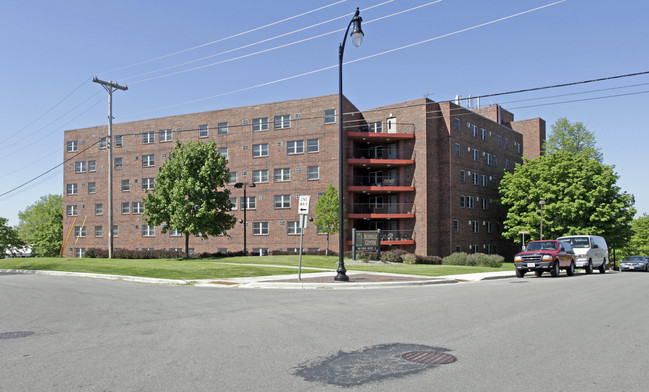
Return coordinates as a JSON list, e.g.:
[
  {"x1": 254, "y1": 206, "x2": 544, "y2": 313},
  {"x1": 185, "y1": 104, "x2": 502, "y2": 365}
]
[
  {"x1": 381, "y1": 250, "x2": 407, "y2": 263},
  {"x1": 442, "y1": 252, "x2": 504, "y2": 267},
  {"x1": 442, "y1": 252, "x2": 471, "y2": 266},
  {"x1": 356, "y1": 251, "x2": 372, "y2": 263},
  {"x1": 481, "y1": 254, "x2": 504, "y2": 268},
  {"x1": 402, "y1": 253, "x2": 417, "y2": 264},
  {"x1": 415, "y1": 255, "x2": 442, "y2": 265},
  {"x1": 84, "y1": 248, "x2": 108, "y2": 258}
]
